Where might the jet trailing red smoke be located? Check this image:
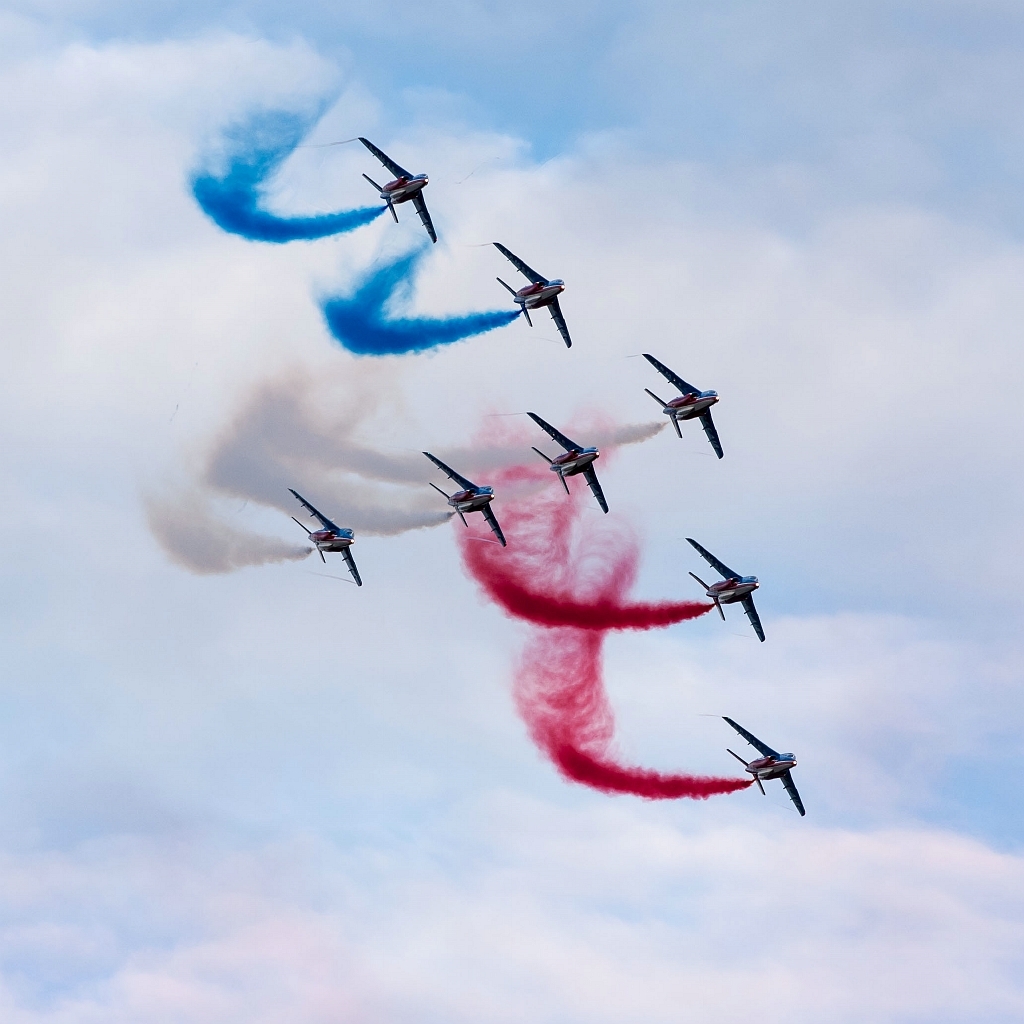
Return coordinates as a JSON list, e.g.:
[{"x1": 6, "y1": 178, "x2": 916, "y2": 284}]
[{"x1": 456, "y1": 440, "x2": 752, "y2": 800}]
